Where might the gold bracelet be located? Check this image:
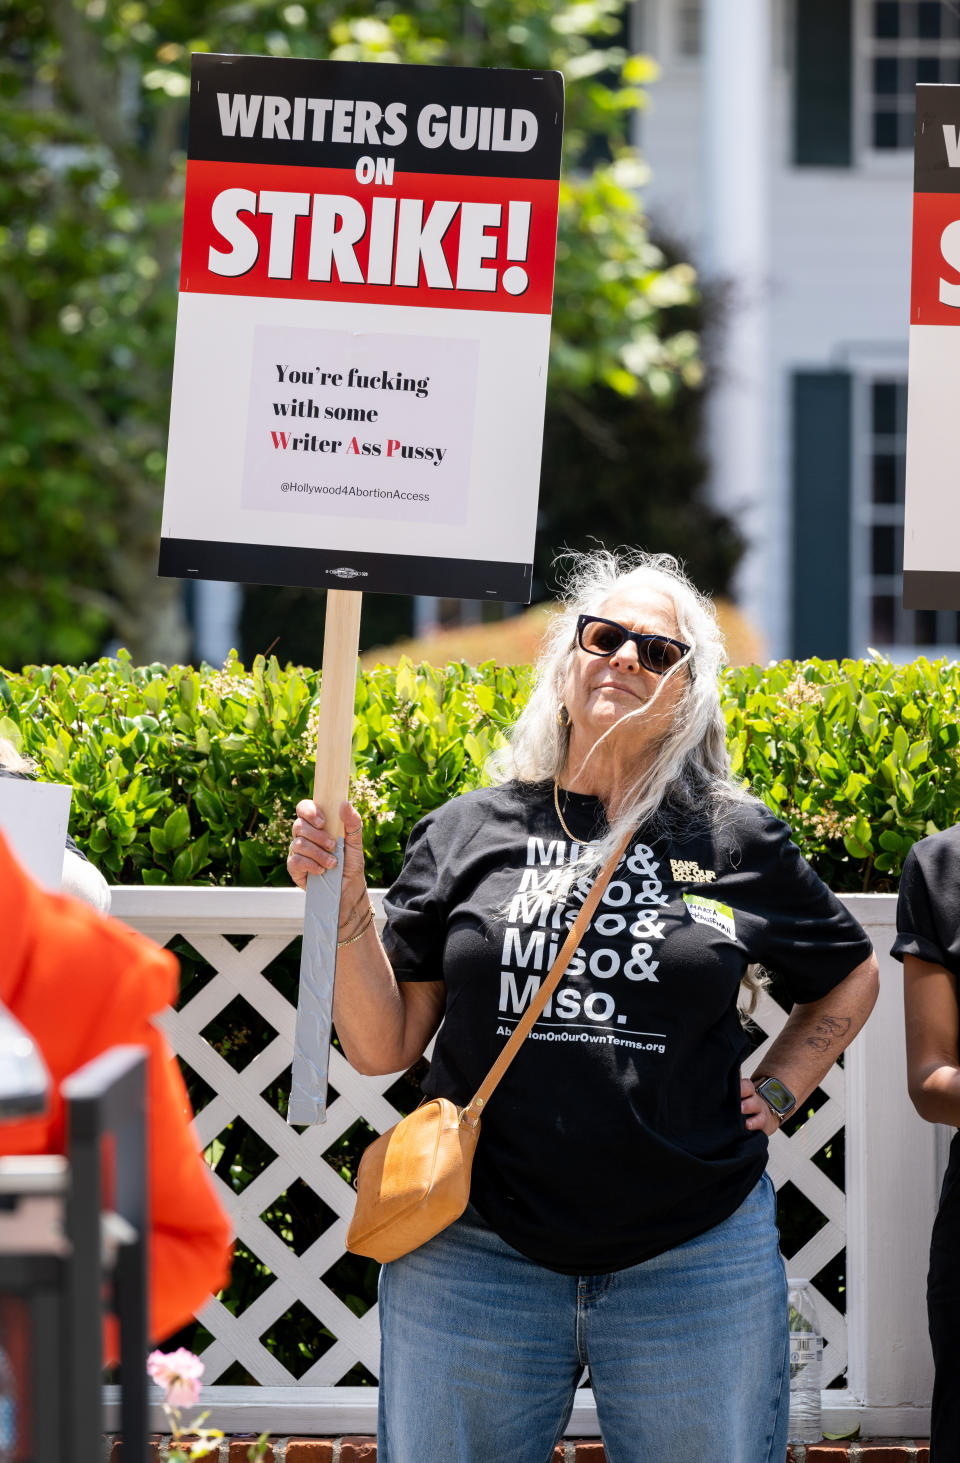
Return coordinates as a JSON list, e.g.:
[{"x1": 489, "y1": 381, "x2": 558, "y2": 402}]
[
  {"x1": 337, "y1": 893, "x2": 372, "y2": 939},
  {"x1": 337, "y1": 906, "x2": 375, "y2": 949}
]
